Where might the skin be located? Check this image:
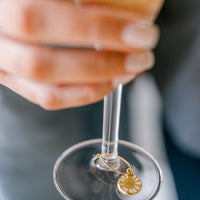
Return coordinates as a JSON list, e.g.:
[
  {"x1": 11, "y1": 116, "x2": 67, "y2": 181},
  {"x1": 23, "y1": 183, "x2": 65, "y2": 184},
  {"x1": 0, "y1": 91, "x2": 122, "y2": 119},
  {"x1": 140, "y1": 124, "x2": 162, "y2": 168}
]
[{"x1": 0, "y1": 0, "x2": 162, "y2": 110}]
